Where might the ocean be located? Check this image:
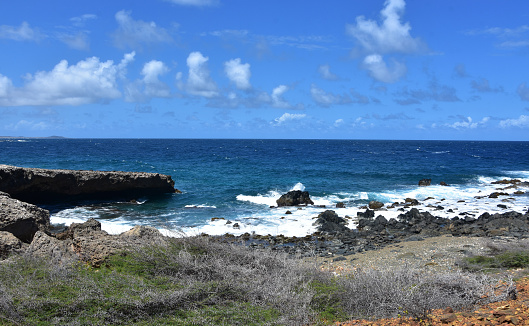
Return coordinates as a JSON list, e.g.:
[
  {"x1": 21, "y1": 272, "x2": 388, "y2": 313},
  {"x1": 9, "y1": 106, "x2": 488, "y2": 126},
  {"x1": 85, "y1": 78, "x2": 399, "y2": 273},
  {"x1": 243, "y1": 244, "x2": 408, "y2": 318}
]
[{"x1": 1, "y1": 138, "x2": 528, "y2": 237}]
